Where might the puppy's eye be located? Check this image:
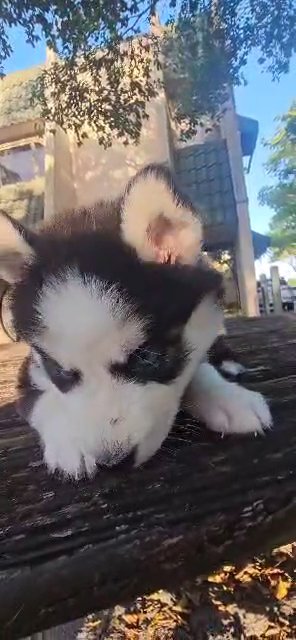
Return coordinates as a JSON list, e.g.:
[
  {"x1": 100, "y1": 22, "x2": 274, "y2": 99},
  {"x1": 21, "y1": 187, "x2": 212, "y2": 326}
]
[
  {"x1": 110, "y1": 342, "x2": 187, "y2": 385},
  {"x1": 134, "y1": 347, "x2": 161, "y2": 369},
  {"x1": 34, "y1": 347, "x2": 81, "y2": 393}
]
